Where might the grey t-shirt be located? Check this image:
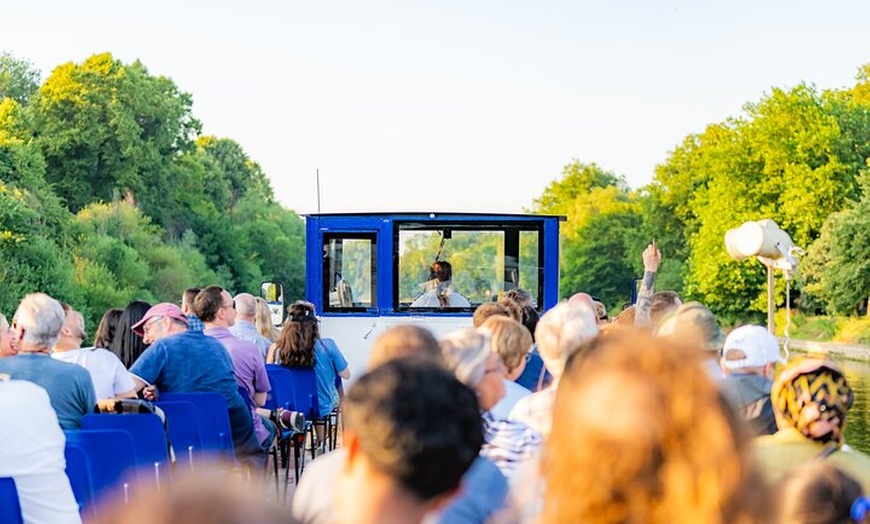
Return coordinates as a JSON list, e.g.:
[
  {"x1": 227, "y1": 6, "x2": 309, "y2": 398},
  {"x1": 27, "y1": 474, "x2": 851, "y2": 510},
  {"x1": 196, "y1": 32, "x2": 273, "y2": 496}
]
[{"x1": 0, "y1": 353, "x2": 96, "y2": 429}]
